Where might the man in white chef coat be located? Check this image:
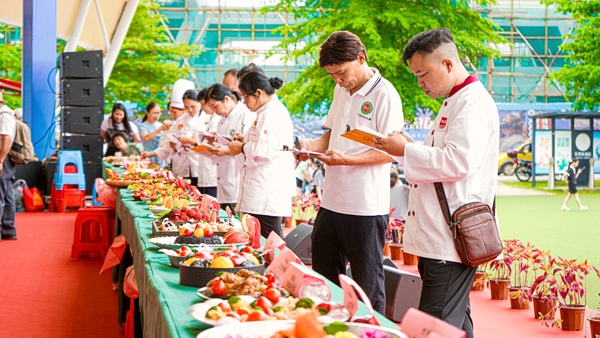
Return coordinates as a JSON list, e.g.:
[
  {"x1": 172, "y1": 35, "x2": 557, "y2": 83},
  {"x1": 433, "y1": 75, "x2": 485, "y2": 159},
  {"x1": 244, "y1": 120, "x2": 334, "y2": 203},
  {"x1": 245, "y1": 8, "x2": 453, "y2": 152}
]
[
  {"x1": 299, "y1": 31, "x2": 403, "y2": 314},
  {"x1": 373, "y1": 28, "x2": 499, "y2": 338}
]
